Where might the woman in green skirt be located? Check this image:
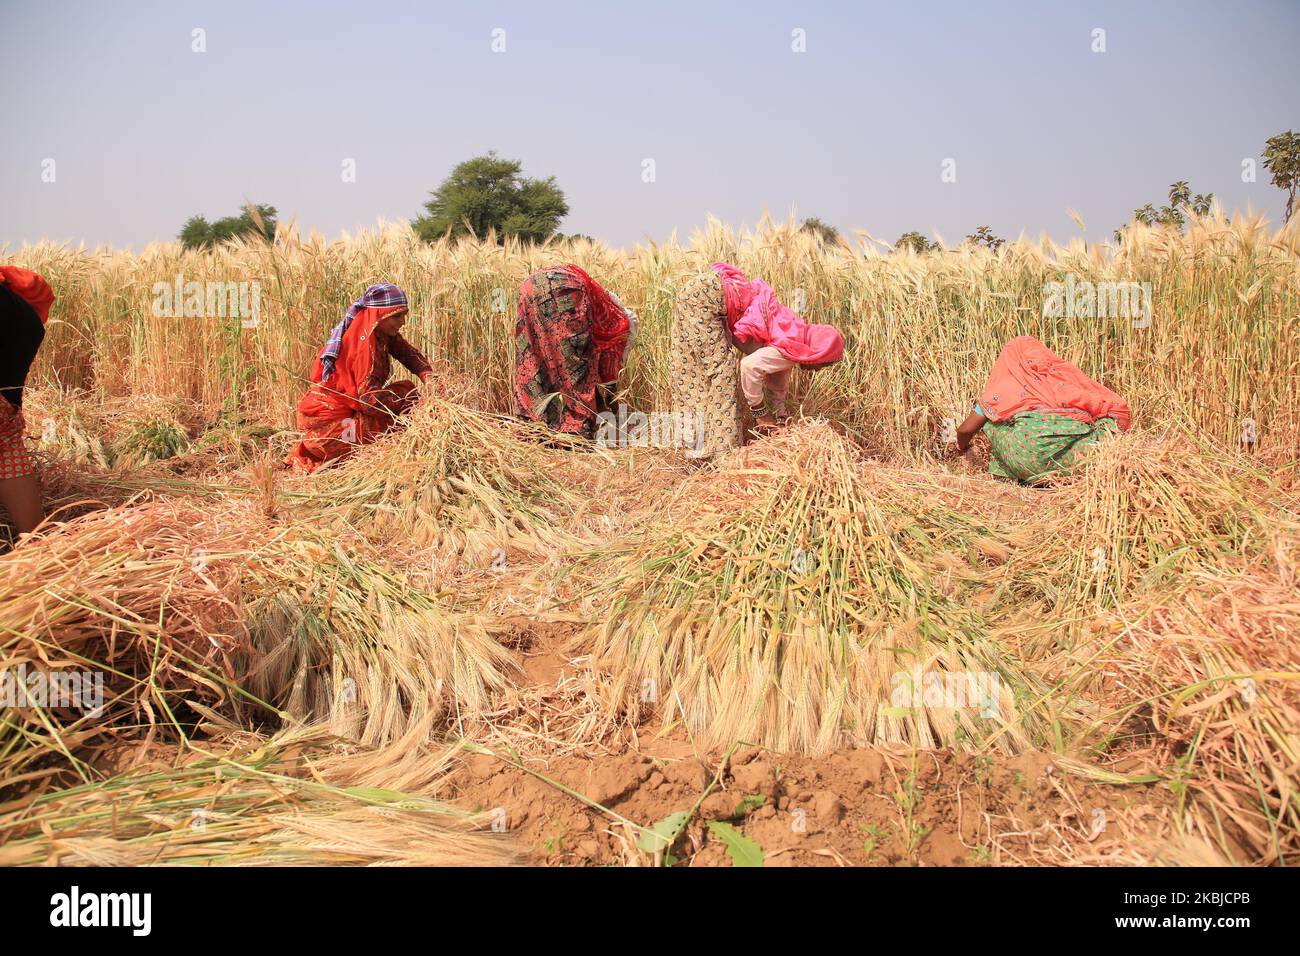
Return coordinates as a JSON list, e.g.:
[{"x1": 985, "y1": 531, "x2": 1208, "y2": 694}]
[{"x1": 953, "y1": 336, "x2": 1131, "y2": 483}]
